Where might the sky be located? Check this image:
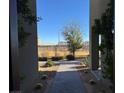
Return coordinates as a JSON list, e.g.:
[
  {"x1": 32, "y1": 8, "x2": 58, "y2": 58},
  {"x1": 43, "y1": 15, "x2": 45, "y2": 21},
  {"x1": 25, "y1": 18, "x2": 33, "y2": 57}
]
[{"x1": 36, "y1": 0, "x2": 89, "y2": 44}]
